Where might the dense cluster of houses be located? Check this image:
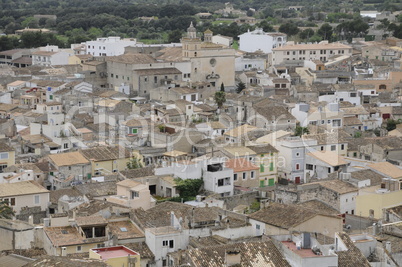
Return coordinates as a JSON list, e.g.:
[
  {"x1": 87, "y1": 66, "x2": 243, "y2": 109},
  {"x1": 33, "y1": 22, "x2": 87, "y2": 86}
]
[{"x1": 0, "y1": 22, "x2": 401, "y2": 267}]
